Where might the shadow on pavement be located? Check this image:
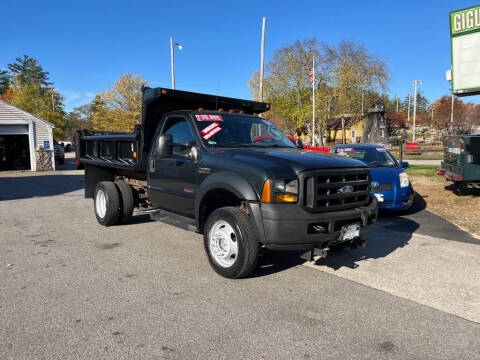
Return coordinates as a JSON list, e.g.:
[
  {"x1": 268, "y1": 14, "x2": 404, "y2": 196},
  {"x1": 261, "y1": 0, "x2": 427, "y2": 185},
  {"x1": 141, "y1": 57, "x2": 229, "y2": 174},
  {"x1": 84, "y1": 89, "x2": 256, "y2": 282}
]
[{"x1": 0, "y1": 175, "x2": 84, "y2": 200}]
